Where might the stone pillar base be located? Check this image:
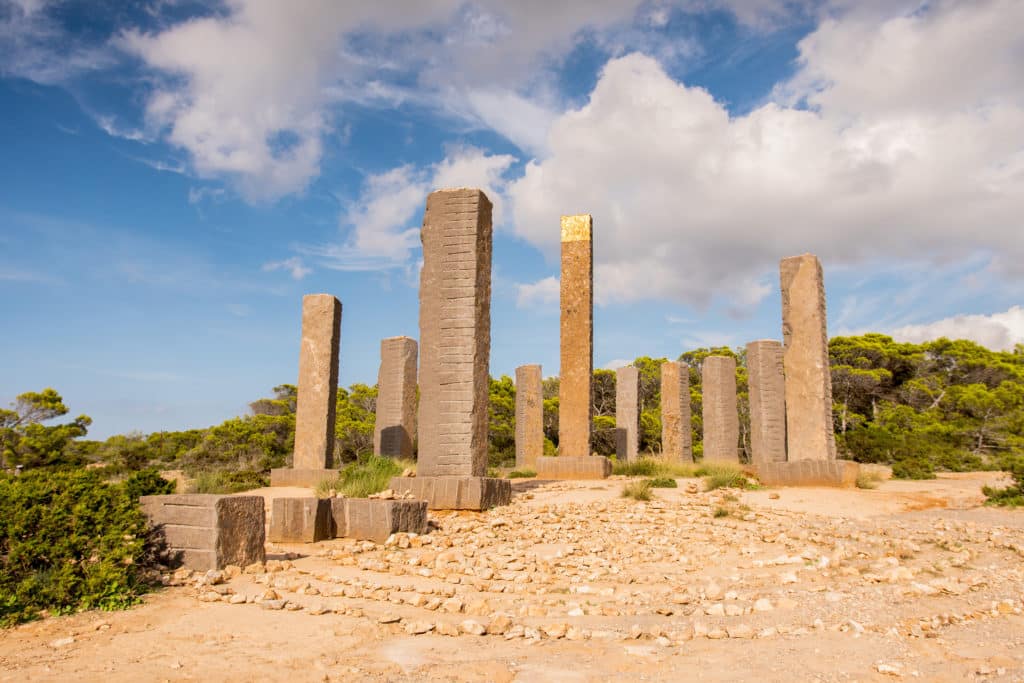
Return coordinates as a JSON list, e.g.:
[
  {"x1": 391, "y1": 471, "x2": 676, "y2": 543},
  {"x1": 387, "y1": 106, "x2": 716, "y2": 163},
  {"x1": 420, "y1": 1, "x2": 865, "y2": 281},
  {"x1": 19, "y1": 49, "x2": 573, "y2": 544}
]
[
  {"x1": 268, "y1": 498, "x2": 332, "y2": 543},
  {"x1": 270, "y1": 468, "x2": 340, "y2": 488},
  {"x1": 140, "y1": 494, "x2": 265, "y2": 571},
  {"x1": 535, "y1": 456, "x2": 612, "y2": 480},
  {"x1": 343, "y1": 499, "x2": 428, "y2": 543},
  {"x1": 389, "y1": 476, "x2": 511, "y2": 510},
  {"x1": 756, "y1": 459, "x2": 860, "y2": 487}
]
